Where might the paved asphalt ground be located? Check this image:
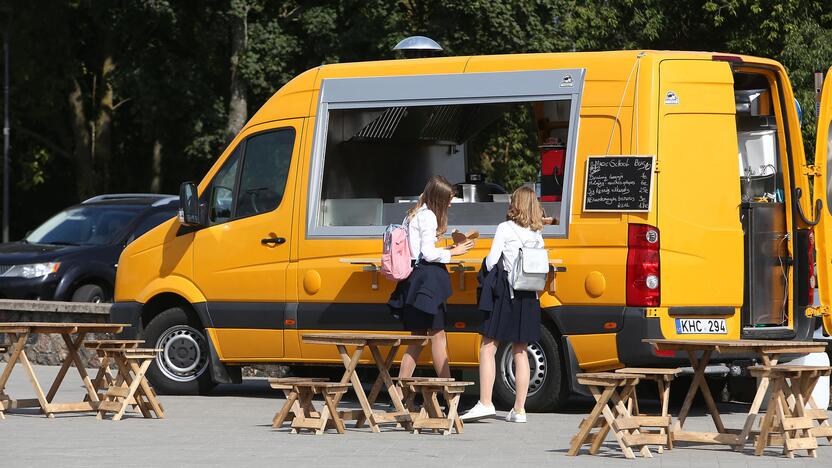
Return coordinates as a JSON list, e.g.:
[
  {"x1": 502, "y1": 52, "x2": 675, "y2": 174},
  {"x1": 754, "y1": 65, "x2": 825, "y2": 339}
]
[{"x1": 1, "y1": 365, "x2": 831, "y2": 467}]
